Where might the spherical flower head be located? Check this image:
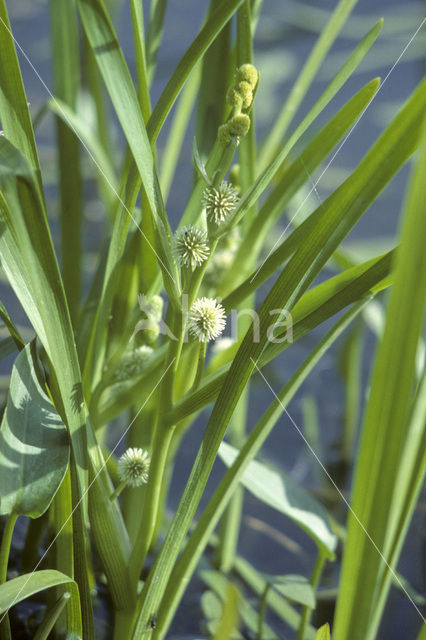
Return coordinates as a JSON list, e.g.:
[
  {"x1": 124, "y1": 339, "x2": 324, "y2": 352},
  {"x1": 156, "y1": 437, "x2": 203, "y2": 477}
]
[
  {"x1": 174, "y1": 225, "x2": 210, "y2": 269},
  {"x1": 218, "y1": 123, "x2": 232, "y2": 146},
  {"x1": 149, "y1": 296, "x2": 163, "y2": 322},
  {"x1": 237, "y1": 81, "x2": 253, "y2": 109},
  {"x1": 118, "y1": 448, "x2": 150, "y2": 487},
  {"x1": 228, "y1": 114, "x2": 251, "y2": 137},
  {"x1": 188, "y1": 297, "x2": 226, "y2": 342},
  {"x1": 226, "y1": 86, "x2": 243, "y2": 109},
  {"x1": 114, "y1": 345, "x2": 153, "y2": 381},
  {"x1": 237, "y1": 63, "x2": 259, "y2": 88},
  {"x1": 202, "y1": 181, "x2": 239, "y2": 224}
]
